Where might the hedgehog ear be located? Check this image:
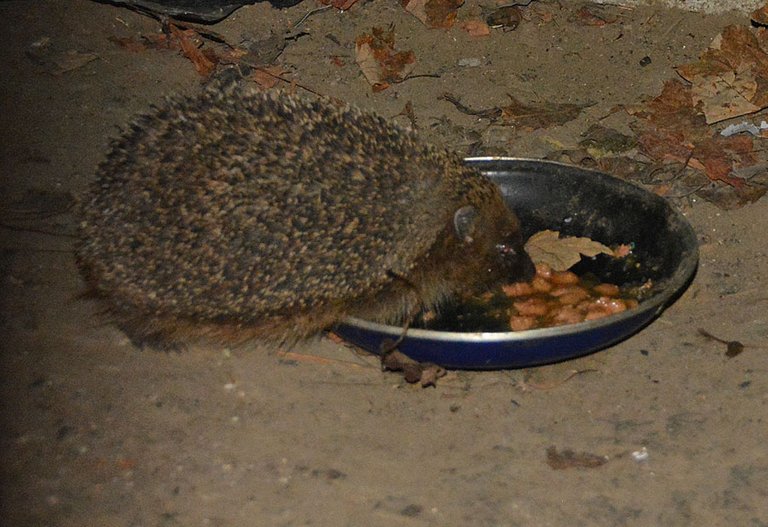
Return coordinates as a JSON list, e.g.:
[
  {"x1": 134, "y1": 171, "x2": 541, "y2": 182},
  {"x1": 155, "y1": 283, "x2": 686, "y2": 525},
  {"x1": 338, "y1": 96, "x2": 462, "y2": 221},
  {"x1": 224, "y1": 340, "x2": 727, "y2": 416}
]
[{"x1": 453, "y1": 205, "x2": 480, "y2": 244}]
